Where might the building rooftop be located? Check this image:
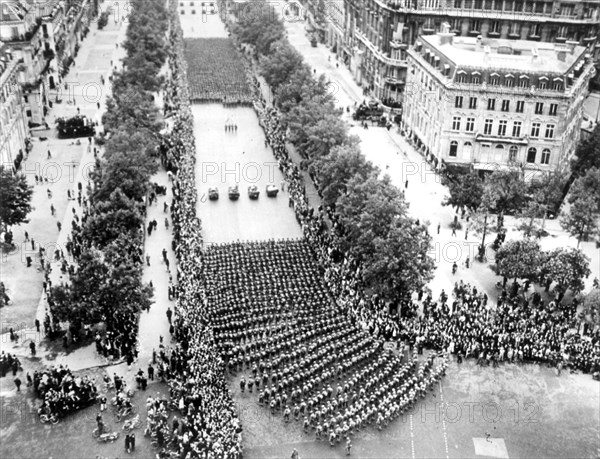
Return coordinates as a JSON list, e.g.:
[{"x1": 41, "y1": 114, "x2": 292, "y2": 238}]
[{"x1": 419, "y1": 33, "x2": 588, "y2": 75}]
